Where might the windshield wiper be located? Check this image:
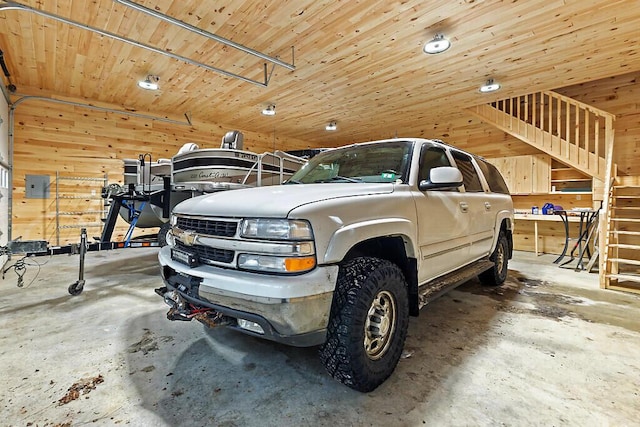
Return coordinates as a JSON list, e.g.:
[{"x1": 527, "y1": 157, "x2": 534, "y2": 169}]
[
  {"x1": 314, "y1": 176, "x2": 362, "y2": 183},
  {"x1": 284, "y1": 179, "x2": 303, "y2": 184}
]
